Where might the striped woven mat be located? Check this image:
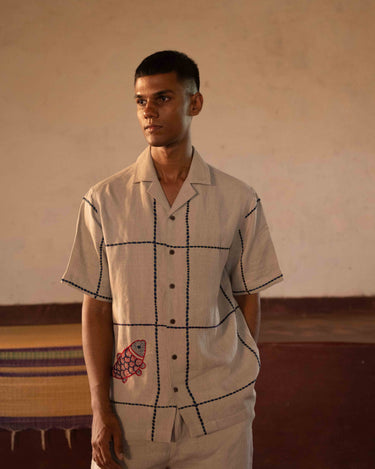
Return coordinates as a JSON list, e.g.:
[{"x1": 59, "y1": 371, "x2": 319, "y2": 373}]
[{"x1": 0, "y1": 324, "x2": 92, "y2": 433}]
